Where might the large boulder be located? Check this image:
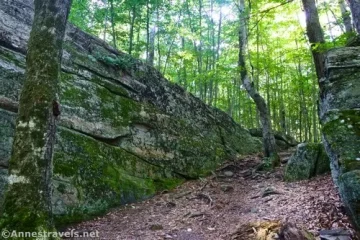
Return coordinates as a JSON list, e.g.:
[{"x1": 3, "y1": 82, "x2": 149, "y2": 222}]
[
  {"x1": 0, "y1": 0, "x2": 261, "y2": 224},
  {"x1": 320, "y1": 47, "x2": 360, "y2": 230},
  {"x1": 284, "y1": 143, "x2": 330, "y2": 181}
]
